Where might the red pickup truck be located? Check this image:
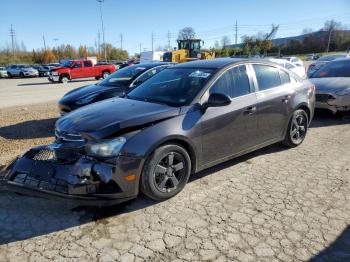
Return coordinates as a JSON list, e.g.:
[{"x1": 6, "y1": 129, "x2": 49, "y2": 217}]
[{"x1": 48, "y1": 59, "x2": 116, "y2": 83}]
